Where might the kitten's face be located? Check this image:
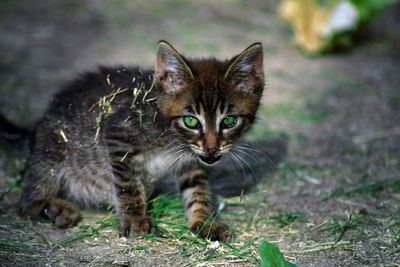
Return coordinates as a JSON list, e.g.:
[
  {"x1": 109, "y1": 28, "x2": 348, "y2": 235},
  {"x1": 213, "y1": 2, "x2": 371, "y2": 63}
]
[{"x1": 154, "y1": 41, "x2": 264, "y2": 165}]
